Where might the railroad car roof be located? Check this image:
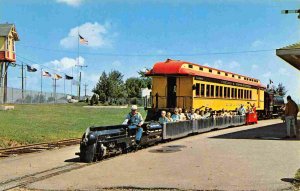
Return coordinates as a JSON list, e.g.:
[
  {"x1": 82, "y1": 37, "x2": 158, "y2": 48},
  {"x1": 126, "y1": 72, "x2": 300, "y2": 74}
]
[{"x1": 146, "y1": 59, "x2": 265, "y2": 88}]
